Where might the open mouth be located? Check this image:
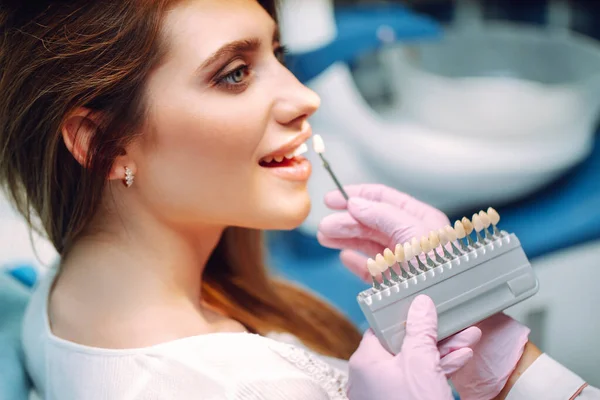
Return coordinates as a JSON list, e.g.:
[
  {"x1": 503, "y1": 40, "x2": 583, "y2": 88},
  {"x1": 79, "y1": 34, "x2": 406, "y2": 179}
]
[{"x1": 259, "y1": 143, "x2": 308, "y2": 168}]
